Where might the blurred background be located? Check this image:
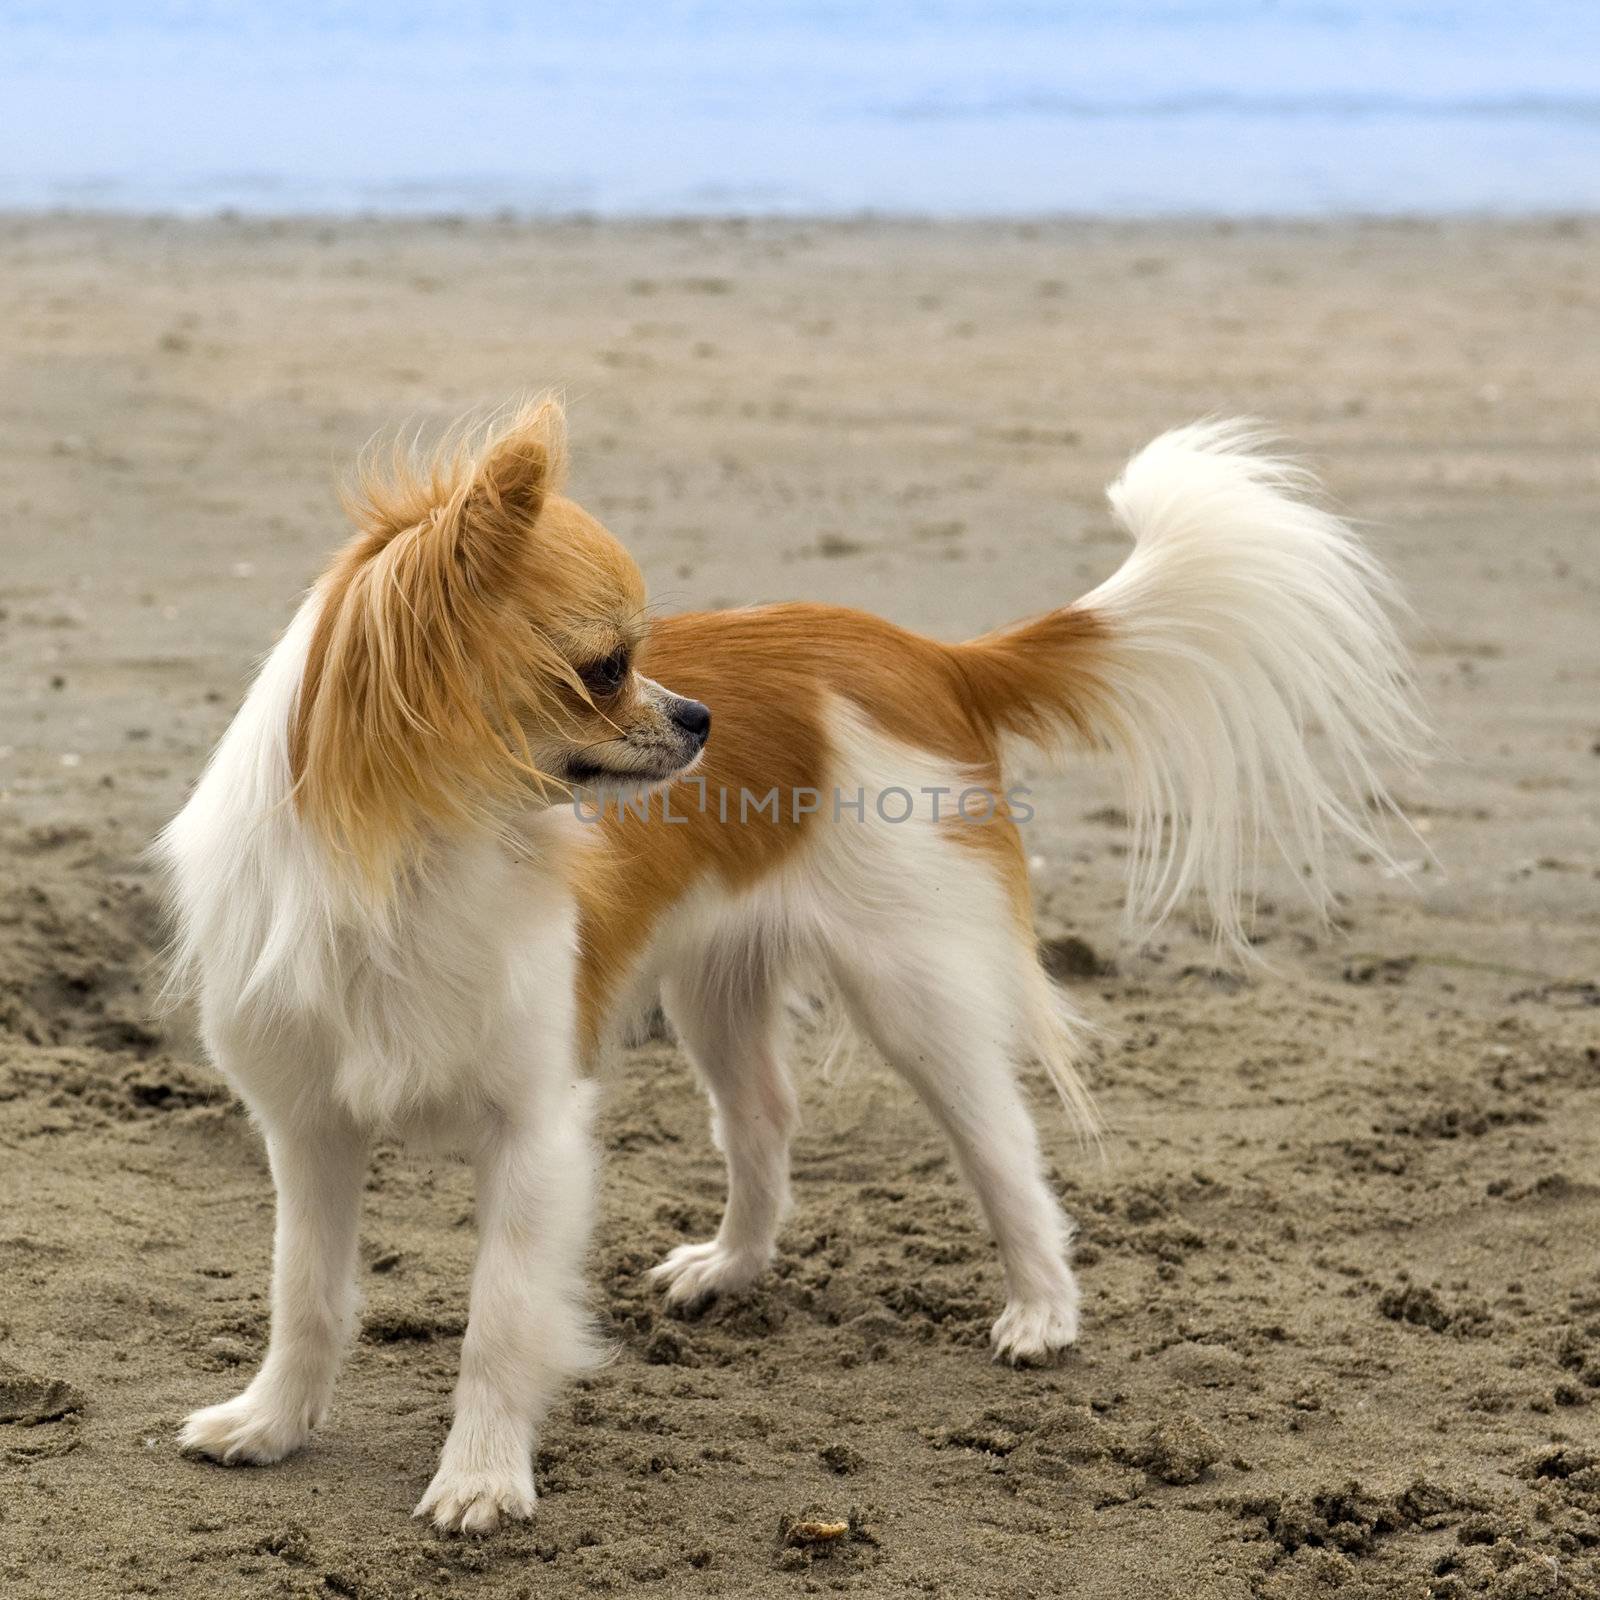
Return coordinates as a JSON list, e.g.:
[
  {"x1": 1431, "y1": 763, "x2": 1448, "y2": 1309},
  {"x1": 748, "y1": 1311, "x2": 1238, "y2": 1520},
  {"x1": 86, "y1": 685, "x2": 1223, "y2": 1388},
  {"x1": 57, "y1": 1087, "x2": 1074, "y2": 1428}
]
[{"x1": 5, "y1": 0, "x2": 1600, "y2": 216}]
